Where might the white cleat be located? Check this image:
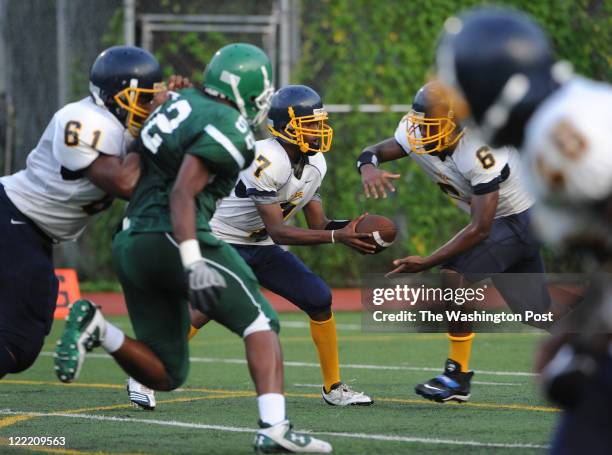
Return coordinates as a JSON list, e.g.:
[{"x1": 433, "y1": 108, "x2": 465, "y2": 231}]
[
  {"x1": 322, "y1": 382, "x2": 373, "y2": 406},
  {"x1": 127, "y1": 377, "x2": 156, "y2": 410},
  {"x1": 254, "y1": 420, "x2": 332, "y2": 453}
]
